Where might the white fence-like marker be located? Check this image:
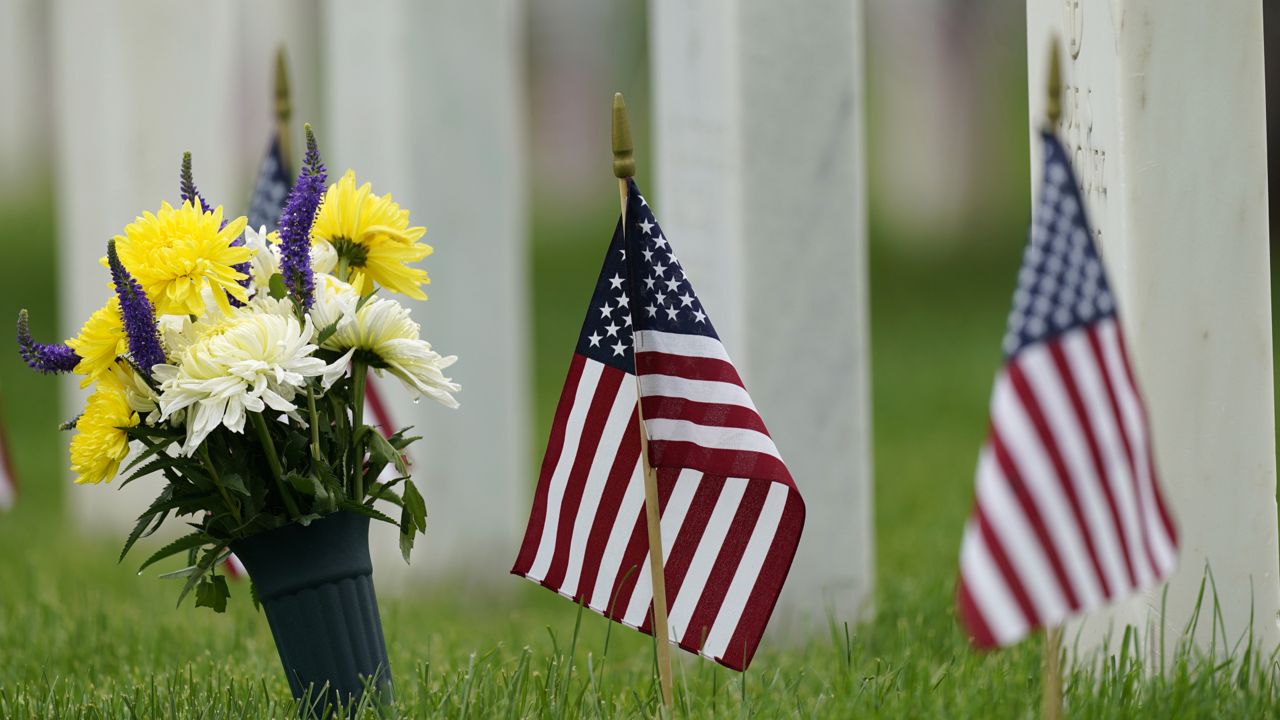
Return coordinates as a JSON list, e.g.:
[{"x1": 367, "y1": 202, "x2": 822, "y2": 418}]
[
  {"x1": 321, "y1": 0, "x2": 529, "y2": 590},
  {"x1": 648, "y1": 0, "x2": 874, "y2": 631}
]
